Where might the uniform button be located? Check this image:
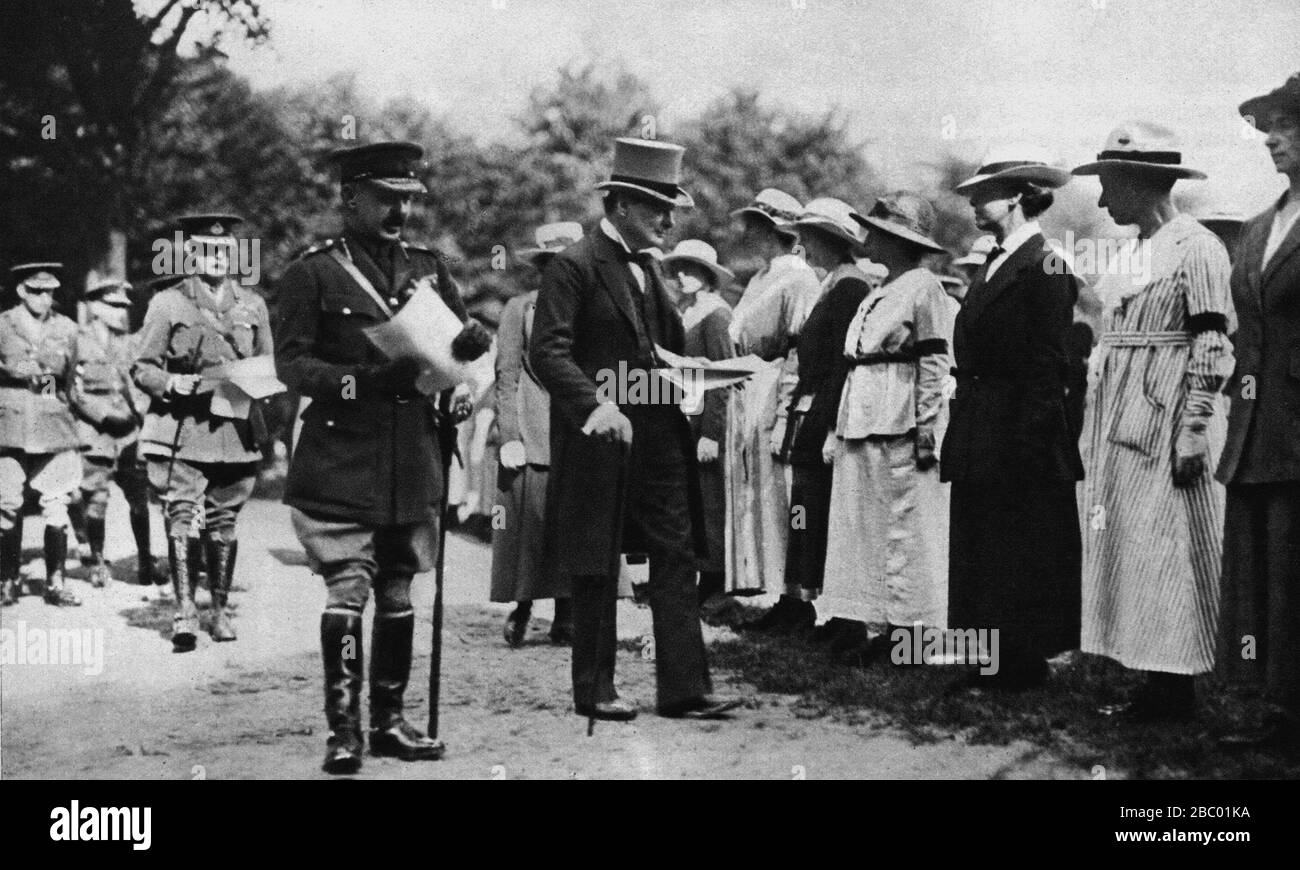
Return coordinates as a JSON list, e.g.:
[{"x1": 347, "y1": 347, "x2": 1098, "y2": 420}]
[
  {"x1": 326, "y1": 419, "x2": 335, "y2": 427},
  {"x1": 388, "y1": 297, "x2": 399, "y2": 307},
  {"x1": 341, "y1": 307, "x2": 351, "y2": 315}
]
